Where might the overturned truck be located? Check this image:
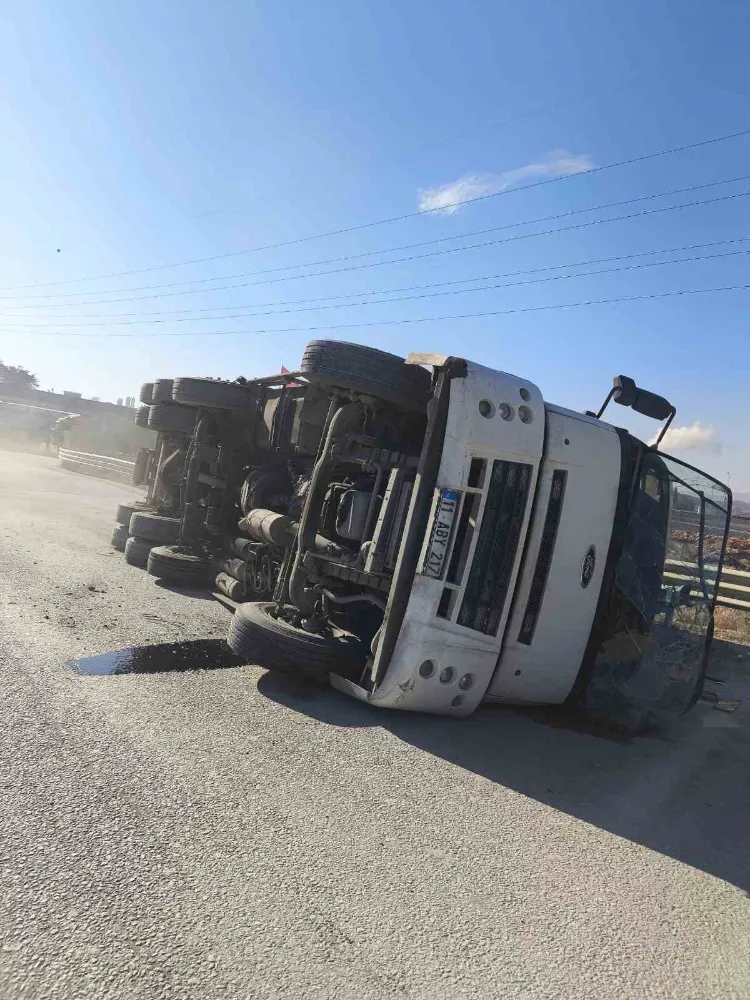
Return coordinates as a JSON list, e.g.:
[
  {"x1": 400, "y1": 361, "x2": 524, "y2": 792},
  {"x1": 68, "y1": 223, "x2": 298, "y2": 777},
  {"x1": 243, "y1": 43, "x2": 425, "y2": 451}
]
[{"x1": 113, "y1": 340, "x2": 732, "y2": 728}]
